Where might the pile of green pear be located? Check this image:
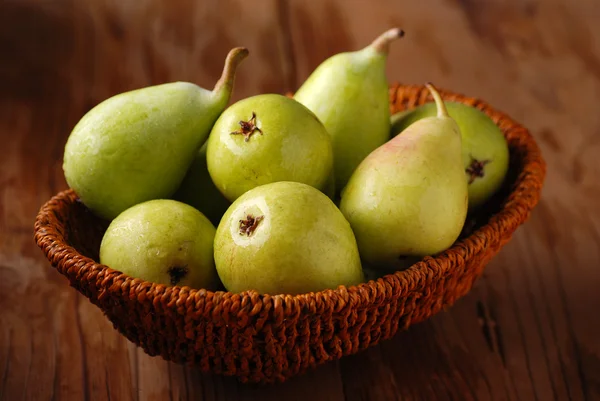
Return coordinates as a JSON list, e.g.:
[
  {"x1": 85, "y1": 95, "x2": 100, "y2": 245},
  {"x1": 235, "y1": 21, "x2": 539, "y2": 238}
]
[{"x1": 62, "y1": 28, "x2": 510, "y2": 296}]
